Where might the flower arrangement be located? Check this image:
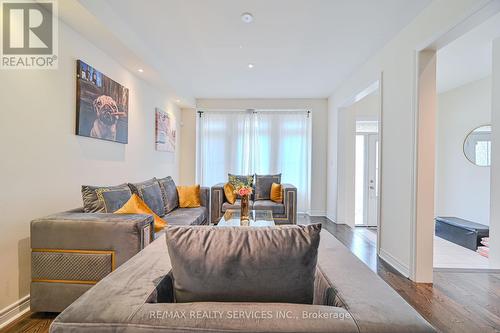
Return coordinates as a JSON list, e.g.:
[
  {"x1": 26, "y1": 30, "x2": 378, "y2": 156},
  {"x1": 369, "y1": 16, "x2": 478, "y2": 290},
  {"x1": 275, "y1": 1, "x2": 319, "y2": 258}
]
[{"x1": 235, "y1": 185, "x2": 253, "y2": 197}]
